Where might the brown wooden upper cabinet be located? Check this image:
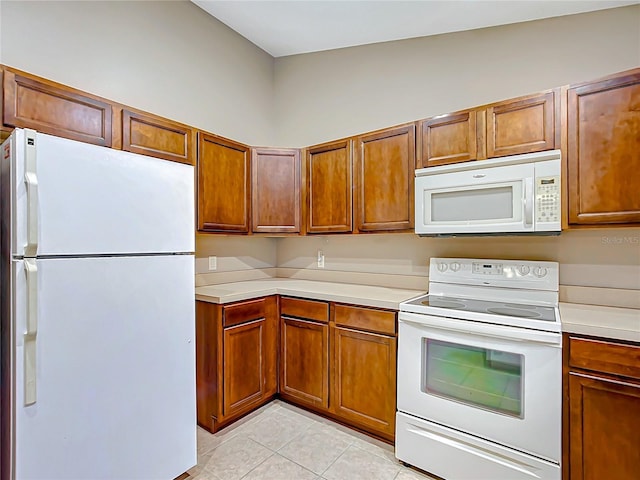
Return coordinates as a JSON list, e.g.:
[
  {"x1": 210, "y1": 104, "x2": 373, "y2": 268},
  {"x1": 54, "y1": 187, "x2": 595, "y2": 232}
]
[
  {"x1": 252, "y1": 148, "x2": 301, "y2": 234},
  {"x1": 417, "y1": 90, "x2": 557, "y2": 168},
  {"x1": 0, "y1": 126, "x2": 12, "y2": 143},
  {"x1": 121, "y1": 109, "x2": 193, "y2": 165},
  {"x1": 354, "y1": 124, "x2": 415, "y2": 232},
  {"x1": 306, "y1": 139, "x2": 353, "y2": 233},
  {"x1": 197, "y1": 132, "x2": 251, "y2": 233},
  {"x1": 486, "y1": 91, "x2": 556, "y2": 158},
  {"x1": 566, "y1": 68, "x2": 640, "y2": 226},
  {"x1": 2, "y1": 66, "x2": 113, "y2": 147},
  {"x1": 418, "y1": 110, "x2": 479, "y2": 167}
]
